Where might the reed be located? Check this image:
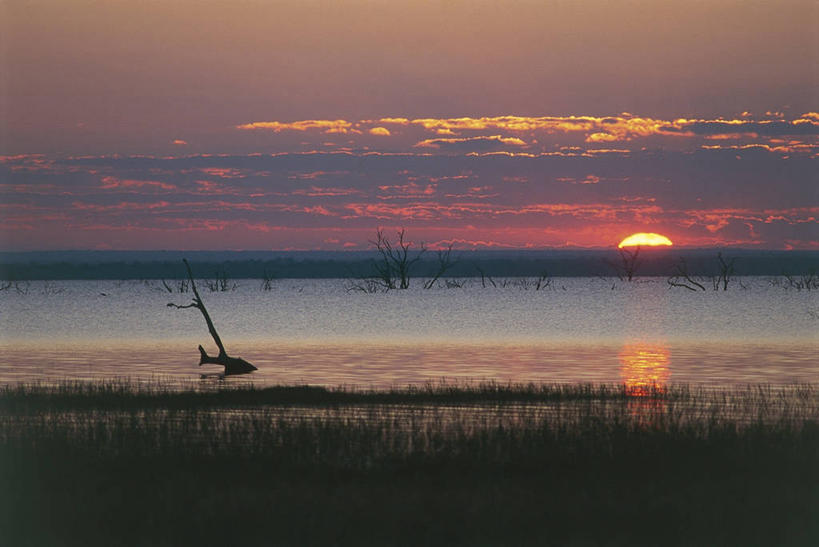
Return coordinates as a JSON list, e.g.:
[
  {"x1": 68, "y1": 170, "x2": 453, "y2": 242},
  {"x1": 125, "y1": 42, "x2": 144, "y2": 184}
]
[{"x1": 1, "y1": 381, "x2": 817, "y2": 546}]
